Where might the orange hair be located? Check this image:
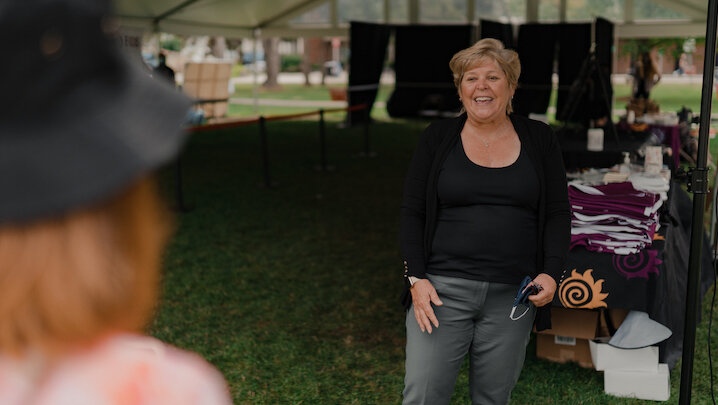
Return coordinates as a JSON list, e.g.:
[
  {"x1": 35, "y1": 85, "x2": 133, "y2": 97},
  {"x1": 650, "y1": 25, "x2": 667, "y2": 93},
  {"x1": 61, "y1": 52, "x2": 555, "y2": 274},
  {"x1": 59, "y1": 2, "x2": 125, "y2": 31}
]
[{"x1": 0, "y1": 177, "x2": 169, "y2": 356}]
